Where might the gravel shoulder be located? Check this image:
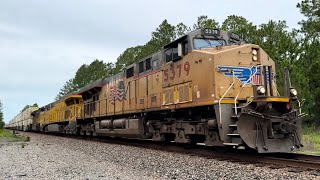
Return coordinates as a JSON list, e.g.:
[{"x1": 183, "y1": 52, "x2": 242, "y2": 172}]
[{"x1": 0, "y1": 132, "x2": 319, "y2": 180}]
